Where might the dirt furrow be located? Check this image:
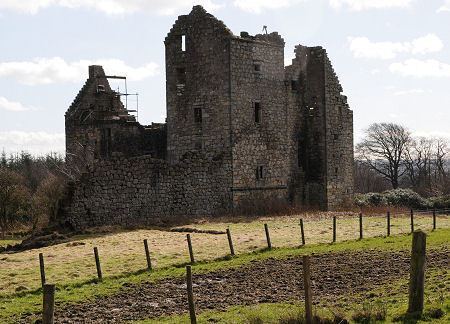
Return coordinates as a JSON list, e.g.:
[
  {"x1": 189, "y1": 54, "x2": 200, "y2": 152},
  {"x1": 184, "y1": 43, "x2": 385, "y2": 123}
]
[{"x1": 28, "y1": 248, "x2": 450, "y2": 323}]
